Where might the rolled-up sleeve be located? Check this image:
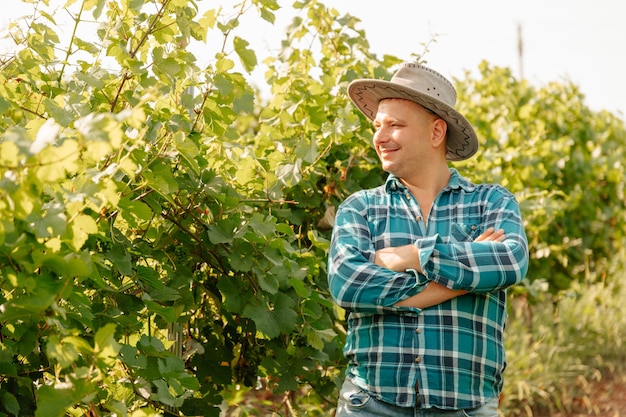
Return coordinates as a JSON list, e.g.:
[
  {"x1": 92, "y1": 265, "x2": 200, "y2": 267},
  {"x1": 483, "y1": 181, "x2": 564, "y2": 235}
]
[{"x1": 328, "y1": 195, "x2": 427, "y2": 313}]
